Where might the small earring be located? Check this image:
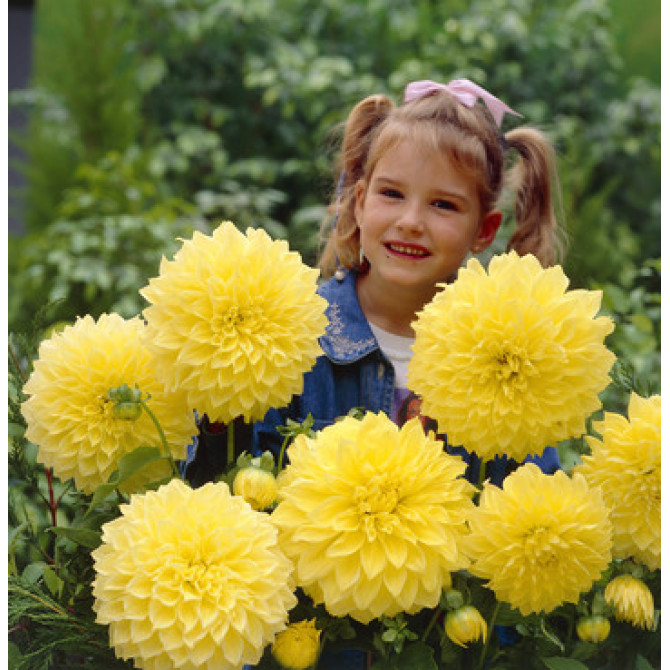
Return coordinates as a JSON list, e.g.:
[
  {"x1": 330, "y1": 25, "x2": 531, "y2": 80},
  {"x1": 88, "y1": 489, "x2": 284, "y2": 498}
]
[{"x1": 334, "y1": 266, "x2": 346, "y2": 281}]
